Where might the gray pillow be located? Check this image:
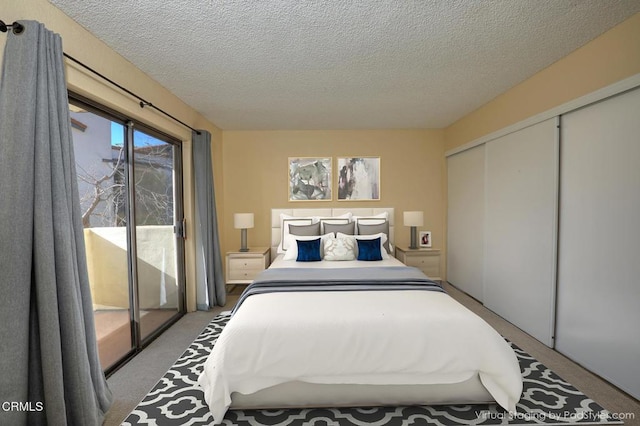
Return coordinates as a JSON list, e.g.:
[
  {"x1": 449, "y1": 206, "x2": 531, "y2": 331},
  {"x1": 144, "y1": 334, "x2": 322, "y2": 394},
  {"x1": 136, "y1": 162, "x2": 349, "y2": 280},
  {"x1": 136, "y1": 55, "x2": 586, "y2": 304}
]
[
  {"x1": 324, "y1": 222, "x2": 355, "y2": 236},
  {"x1": 358, "y1": 221, "x2": 390, "y2": 253},
  {"x1": 289, "y1": 222, "x2": 321, "y2": 236}
]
